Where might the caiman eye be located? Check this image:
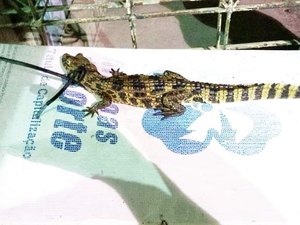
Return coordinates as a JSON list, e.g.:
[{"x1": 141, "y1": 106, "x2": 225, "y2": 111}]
[{"x1": 64, "y1": 58, "x2": 72, "y2": 66}]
